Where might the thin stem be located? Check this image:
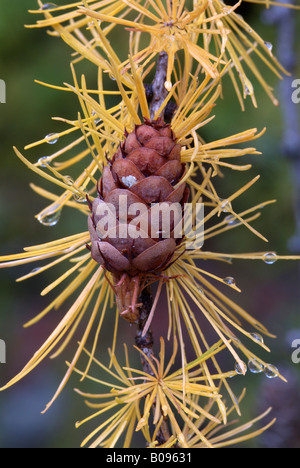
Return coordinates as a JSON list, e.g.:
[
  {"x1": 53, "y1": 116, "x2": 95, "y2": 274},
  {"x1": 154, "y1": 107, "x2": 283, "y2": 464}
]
[
  {"x1": 135, "y1": 286, "x2": 155, "y2": 378},
  {"x1": 135, "y1": 285, "x2": 172, "y2": 446},
  {"x1": 149, "y1": 52, "x2": 169, "y2": 120},
  {"x1": 136, "y1": 47, "x2": 172, "y2": 445}
]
